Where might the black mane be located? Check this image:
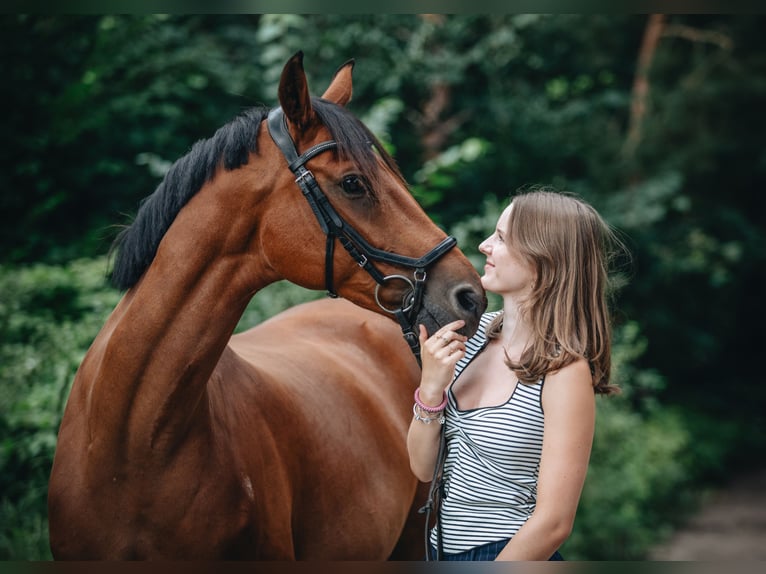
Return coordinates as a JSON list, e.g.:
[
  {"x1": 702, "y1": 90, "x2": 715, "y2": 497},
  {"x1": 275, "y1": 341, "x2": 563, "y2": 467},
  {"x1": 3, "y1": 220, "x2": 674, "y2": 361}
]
[{"x1": 109, "y1": 98, "x2": 403, "y2": 291}]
